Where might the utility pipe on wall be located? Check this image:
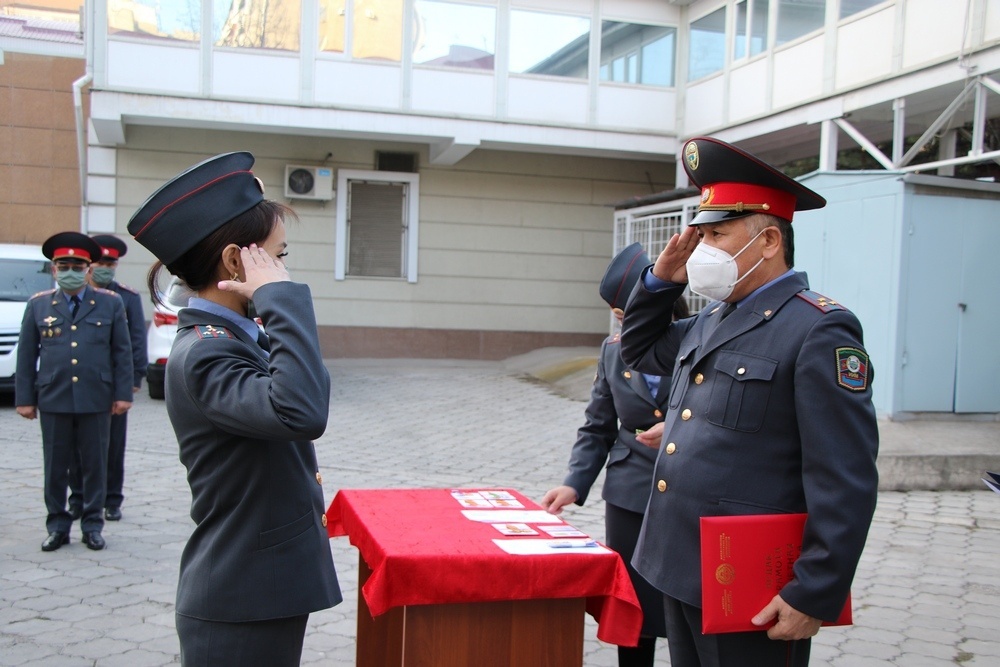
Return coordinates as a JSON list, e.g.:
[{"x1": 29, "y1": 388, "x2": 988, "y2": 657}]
[{"x1": 72, "y1": 71, "x2": 92, "y2": 233}]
